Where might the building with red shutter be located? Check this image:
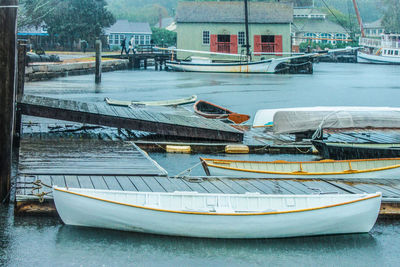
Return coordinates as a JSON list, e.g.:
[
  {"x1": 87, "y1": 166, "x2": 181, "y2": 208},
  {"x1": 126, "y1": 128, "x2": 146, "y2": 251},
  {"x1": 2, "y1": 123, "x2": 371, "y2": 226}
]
[{"x1": 175, "y1": 1, "x2": 293, "y2": 61}]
